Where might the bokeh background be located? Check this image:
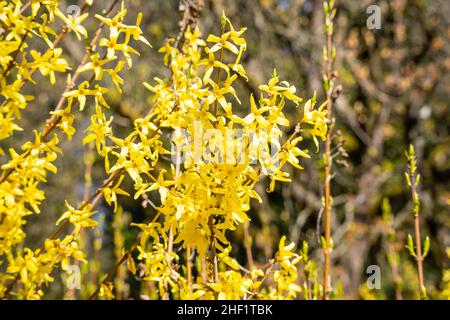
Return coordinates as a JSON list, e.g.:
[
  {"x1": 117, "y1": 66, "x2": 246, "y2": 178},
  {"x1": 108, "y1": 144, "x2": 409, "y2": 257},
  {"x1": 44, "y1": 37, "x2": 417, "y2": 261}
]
[{"x1": 1, "y1": 0, "x2": 448, "y2": 299}]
